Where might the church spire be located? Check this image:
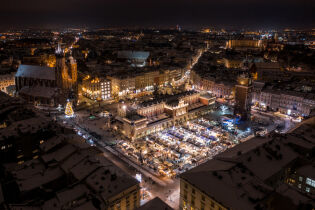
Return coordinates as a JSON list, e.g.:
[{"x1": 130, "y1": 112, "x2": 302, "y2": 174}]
[{"x1": 55, "y1": 42, "x2": 64, "y2": 56}]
